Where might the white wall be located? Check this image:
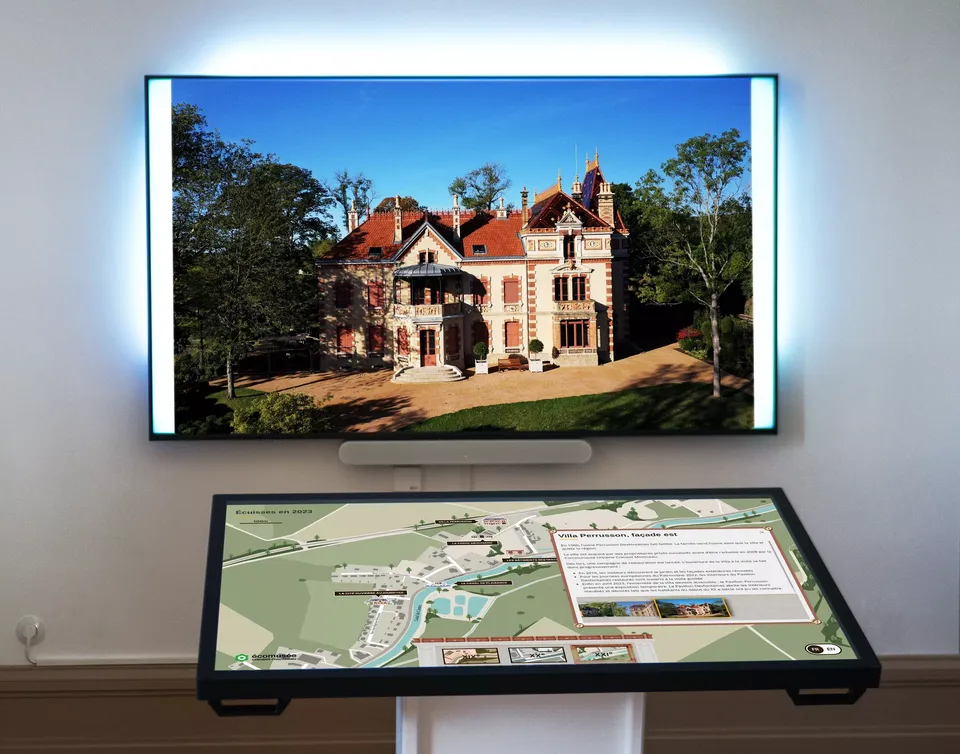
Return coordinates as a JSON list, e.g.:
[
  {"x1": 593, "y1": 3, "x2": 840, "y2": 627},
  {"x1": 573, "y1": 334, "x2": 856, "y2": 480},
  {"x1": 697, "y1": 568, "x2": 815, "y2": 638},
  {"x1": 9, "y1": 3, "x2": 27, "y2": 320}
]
[{"x1": 1, "y1": 0, "x2": 958, "y2": 665}]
